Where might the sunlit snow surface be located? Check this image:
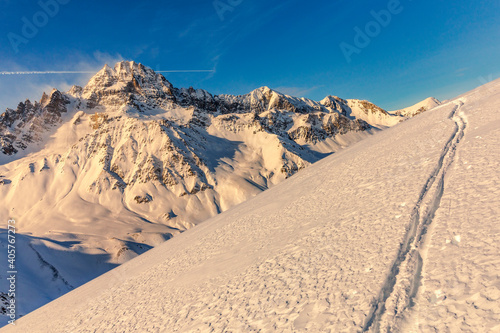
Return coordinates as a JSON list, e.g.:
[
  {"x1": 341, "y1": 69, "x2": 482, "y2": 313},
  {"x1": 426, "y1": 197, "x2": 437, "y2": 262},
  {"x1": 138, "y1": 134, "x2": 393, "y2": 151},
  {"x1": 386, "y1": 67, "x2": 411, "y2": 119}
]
[{"x1": 2, "y1": 79, "x2": 500, "y2": 332}]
